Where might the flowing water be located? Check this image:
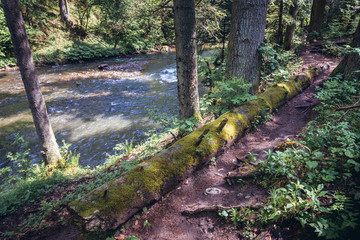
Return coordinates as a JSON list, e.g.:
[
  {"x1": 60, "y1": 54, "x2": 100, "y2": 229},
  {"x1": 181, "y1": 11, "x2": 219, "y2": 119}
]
[{"x1": 0, "y1": 52, "x2": 209, "y2": 168}]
